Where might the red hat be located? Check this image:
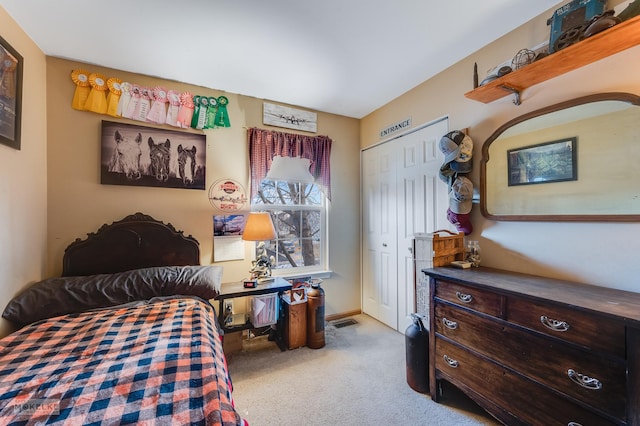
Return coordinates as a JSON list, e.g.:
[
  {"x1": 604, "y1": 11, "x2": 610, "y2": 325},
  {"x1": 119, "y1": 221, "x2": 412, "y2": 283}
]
[{"x1": 447, "y1": 208, "x2": 473, "y2": 235}]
